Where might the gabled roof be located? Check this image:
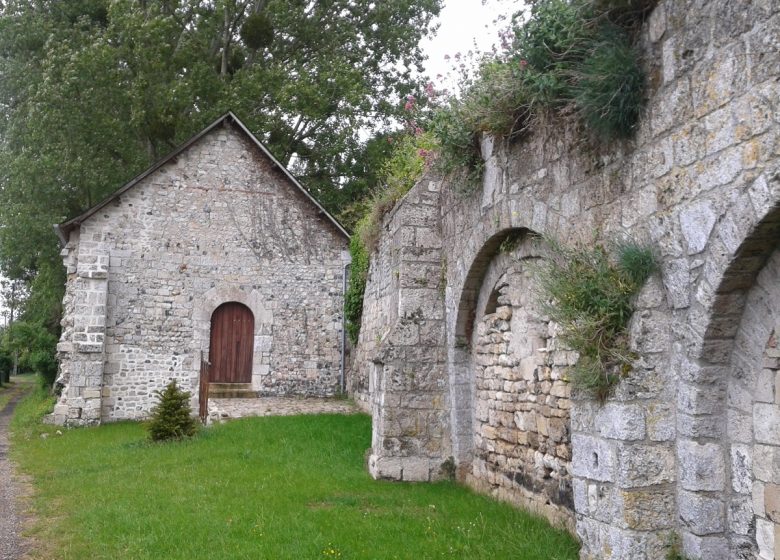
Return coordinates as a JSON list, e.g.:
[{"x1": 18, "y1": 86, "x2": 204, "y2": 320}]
[{"x1": 54, "y1": 111, "x2": 350, "y2": 244}]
